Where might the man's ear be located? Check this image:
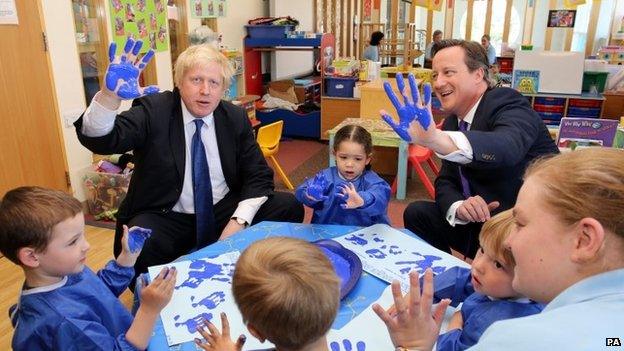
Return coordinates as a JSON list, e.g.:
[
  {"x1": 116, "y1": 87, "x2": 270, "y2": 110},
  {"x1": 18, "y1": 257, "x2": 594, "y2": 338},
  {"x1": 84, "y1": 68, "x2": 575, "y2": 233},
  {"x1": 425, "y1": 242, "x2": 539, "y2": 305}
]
[
  {"x1": 570, "y1": 217, "x2": 605, "y2": 263},
  {"x1": 246, "y1": 323, "x2": 265, "y2": 343},
  {"x1": 17, "y1": 247, "x2": 40, "y2": 268}
]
